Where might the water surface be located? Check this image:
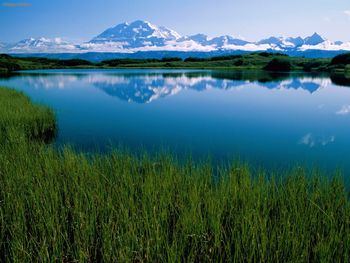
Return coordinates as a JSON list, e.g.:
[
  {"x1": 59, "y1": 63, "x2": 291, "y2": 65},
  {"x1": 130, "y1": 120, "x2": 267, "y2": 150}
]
[{"x1": 1, "y1": 69, "x2": 350, "y2": 174}]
